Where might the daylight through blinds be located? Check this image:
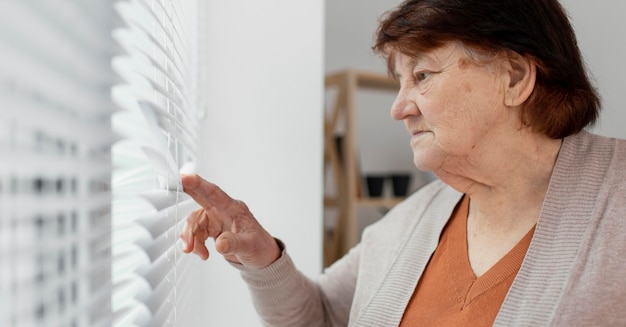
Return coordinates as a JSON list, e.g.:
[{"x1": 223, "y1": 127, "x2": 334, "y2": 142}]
[
  {"x1": 110, "y1": 0, "x2": 201, "y2": 326},
  {"x1": 0, "y1": 1, "x2": 116, "y2": 326}
]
